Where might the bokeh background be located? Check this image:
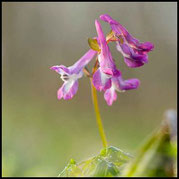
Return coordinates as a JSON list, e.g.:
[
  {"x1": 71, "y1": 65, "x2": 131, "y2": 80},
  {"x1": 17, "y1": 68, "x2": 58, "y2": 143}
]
[{"x1": 2, "y1": 2, "x2": 177, "y2": 177}]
